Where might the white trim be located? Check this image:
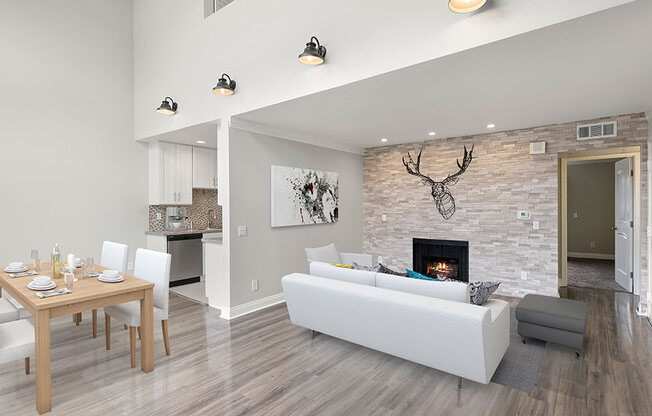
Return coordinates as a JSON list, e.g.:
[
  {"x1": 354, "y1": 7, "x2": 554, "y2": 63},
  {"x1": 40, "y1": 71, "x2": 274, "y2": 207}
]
[
  {"x1": 218, "y1": 293, "x2": 286, "y2": 320},
  {"x1": 230, "y1": 117, "x2": 364, "y2": 155},
  {"x1": 568, "y1": 252, "x2": 615, "y2": 260}
]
